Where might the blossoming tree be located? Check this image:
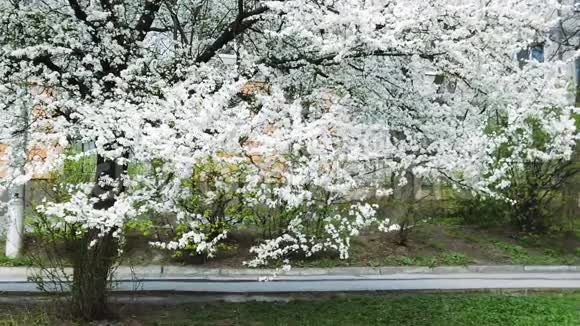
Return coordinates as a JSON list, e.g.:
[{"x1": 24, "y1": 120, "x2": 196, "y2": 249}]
[{"x1": 0, "y1": 0, "x2": 578, "y2": 319}]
